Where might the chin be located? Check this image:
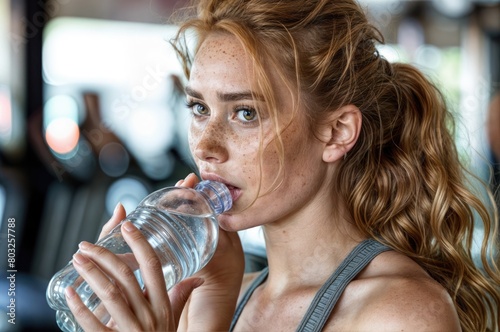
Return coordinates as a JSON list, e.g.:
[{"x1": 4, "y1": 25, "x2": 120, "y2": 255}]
[{"x1": 217, "y1": 214, "x2": 244, "y2": 232}]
